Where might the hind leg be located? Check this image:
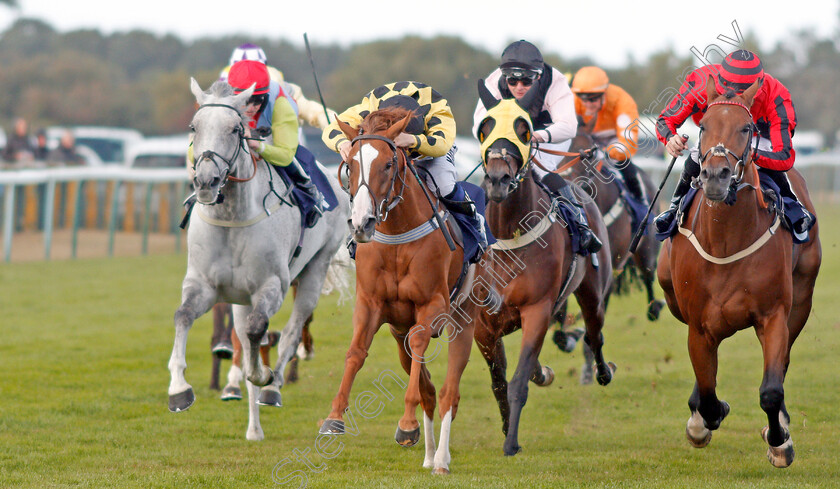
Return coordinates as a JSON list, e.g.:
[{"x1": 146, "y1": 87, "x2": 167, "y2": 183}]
[
  {"x1": 755, "y1": 308, "x2": 796, "y2": 467},
  {"x1": 575, "y1": 276, "x2": 615, "y2": 387},
  {"x1": 433, "y1": 320, "x2": 475, "y2": 474}
]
